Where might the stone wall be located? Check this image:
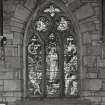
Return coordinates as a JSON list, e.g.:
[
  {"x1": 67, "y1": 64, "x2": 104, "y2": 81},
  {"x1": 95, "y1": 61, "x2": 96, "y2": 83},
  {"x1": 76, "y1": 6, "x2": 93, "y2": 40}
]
[{"x1": 0, "y1": 0, "x2": 105, "y2": 105}]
